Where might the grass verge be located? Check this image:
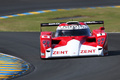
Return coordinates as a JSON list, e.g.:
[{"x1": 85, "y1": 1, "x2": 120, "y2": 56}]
[{"x1": 0, "y1": 8, "x2": 120, "y2": 32}]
